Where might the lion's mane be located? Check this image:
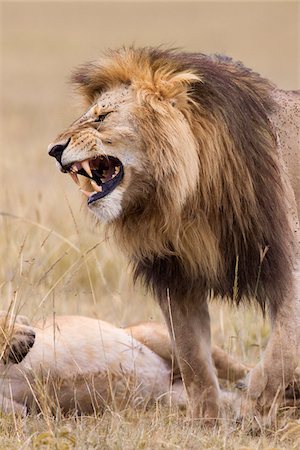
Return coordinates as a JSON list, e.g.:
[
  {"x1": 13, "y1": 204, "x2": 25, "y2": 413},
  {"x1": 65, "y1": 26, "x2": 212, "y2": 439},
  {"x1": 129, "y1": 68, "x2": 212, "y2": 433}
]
[{"x1": 73, "y1": 48, "x2": 293, "y2": 312}]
